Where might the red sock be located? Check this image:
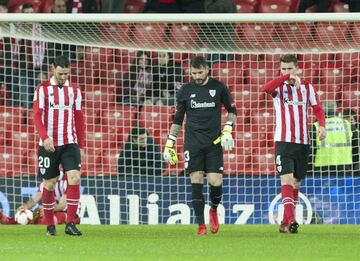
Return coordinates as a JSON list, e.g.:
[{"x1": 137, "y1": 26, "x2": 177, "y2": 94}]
[
  {"x1": 66, "y1": 184, "x2": 80, "y2": 224},
  {"x1": 281, "y1": 185, "x2": 295, "y2": 224},
  {"x1": 55, "y1": 212, "x2": 66, "y2": 224},
  {"x1": 293, "y1": 188, "x2": 299, "y2": 204},
  {"x1": 42, "y1": 188, "x2": 55, "y2": 226}
]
